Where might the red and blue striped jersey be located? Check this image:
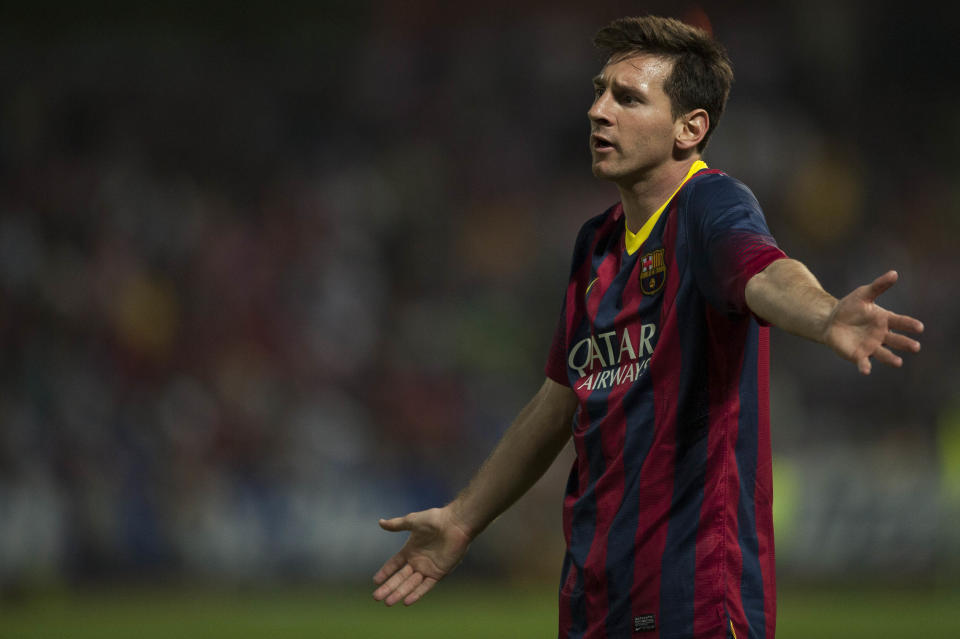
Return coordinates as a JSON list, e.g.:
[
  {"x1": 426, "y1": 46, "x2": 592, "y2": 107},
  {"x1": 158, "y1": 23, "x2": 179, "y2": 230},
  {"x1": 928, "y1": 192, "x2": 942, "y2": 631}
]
[{"x1": 545, "y1": 167, "x2": 786, "y2": 639}]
